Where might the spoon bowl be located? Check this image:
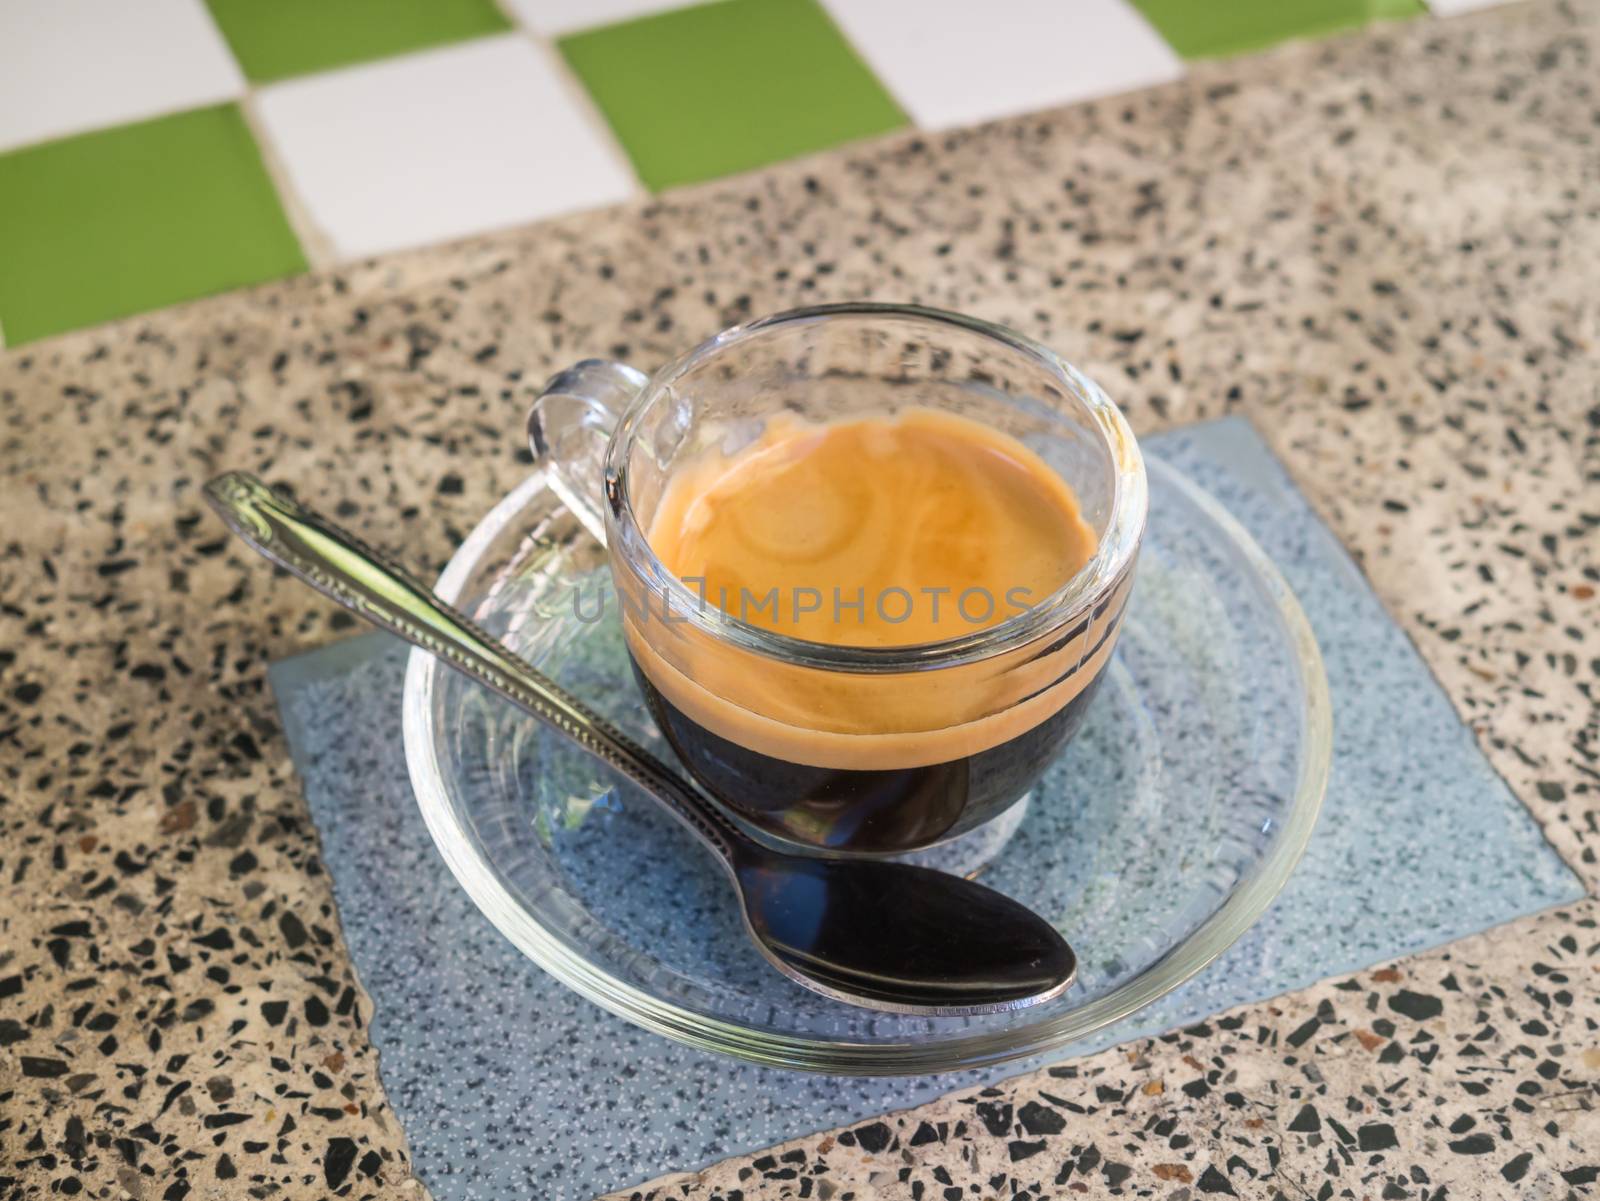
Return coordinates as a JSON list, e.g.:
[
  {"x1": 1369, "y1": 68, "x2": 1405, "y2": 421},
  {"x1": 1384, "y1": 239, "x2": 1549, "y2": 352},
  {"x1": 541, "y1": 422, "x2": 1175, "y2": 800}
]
[{"x1": 736, "y1": 854, "x2": 1075, "y2": 1014}]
